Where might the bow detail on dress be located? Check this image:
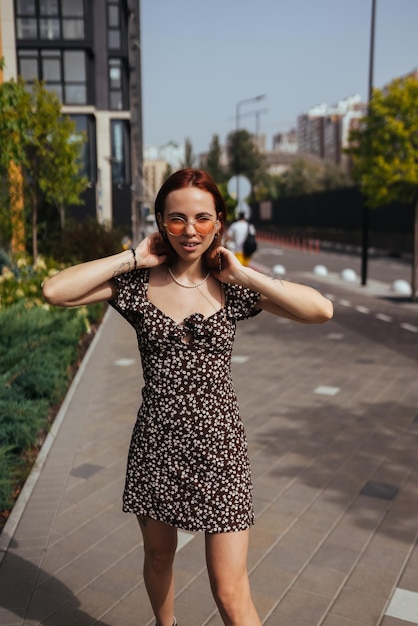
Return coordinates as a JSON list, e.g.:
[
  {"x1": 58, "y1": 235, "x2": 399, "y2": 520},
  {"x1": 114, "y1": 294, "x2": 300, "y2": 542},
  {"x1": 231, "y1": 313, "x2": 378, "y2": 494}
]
[{"x1": 168, "y1": 313, "x2": 213, "y2": 343}]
